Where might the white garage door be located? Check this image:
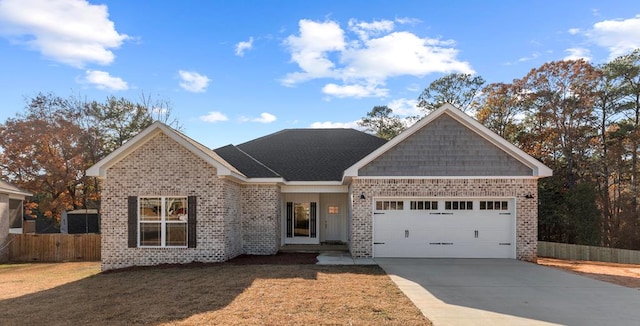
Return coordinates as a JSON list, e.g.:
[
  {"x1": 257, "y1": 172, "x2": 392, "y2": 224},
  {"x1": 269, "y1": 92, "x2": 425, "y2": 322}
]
[{"x1": 373, "y1": 198, "x2": 515, "y2": 258}]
